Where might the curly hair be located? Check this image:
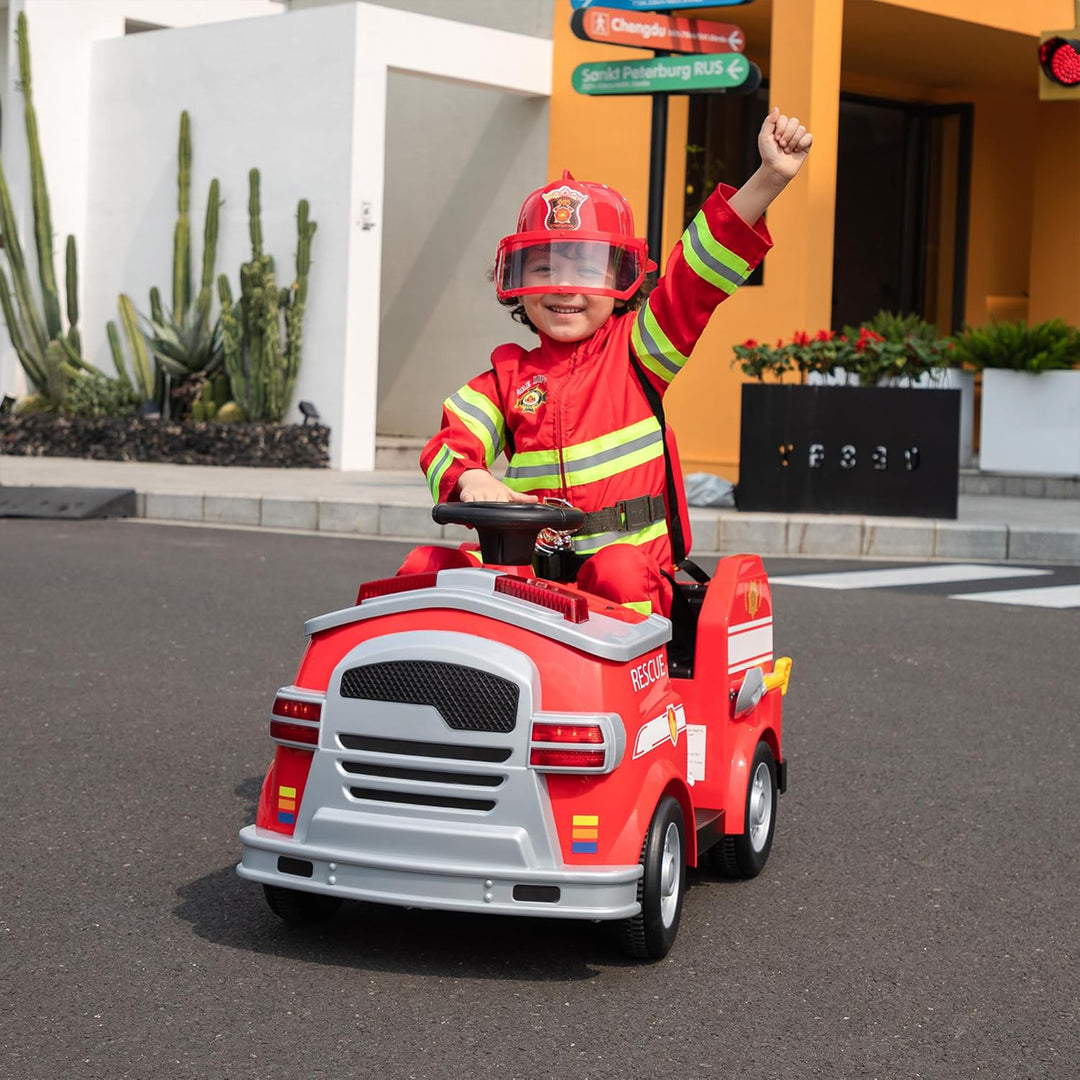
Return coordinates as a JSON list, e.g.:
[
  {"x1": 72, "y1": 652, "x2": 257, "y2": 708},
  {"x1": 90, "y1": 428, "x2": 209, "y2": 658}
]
[{"x1": 496, "y1": 275, "x2": 656, "y2": 334}]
